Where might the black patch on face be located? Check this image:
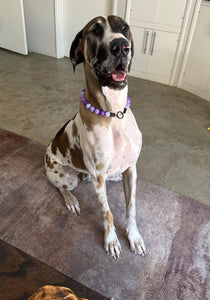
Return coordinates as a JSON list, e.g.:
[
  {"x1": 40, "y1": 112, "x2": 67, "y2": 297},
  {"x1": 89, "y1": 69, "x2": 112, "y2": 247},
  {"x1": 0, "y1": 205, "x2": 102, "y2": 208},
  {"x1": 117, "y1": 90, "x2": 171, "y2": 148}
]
[
  {"x1": 90, "y1": 23, "x2": 105, "y2": 40},
  {"x1": 86, "y1": 36, "x2": 97, "y2": 62},
  {"x1": 107, "y1": 16, "x2": 131, "y2": 40},
  {"x1": 95, "y1": 43, "x2": 109, "y2": 69},
  {"x1": 108, "y1": 15, "x2": 134, "y2": 71}
]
